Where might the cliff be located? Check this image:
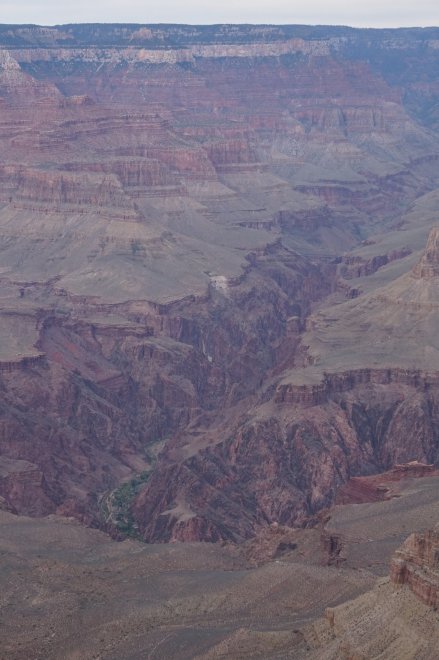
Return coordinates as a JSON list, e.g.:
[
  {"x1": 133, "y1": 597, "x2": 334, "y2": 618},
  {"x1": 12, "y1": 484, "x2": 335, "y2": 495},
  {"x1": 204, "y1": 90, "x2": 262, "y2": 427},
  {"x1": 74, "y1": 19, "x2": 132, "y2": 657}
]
[
  {"x1": 390, "y1": 525, "x2": 439, "y2": 608},
  {"x1": 305, "y1": 525, "x2": 439, "y2": 659},
  {"x1": 412, "y1": 227, "x2": 439, "y2": 279}
]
